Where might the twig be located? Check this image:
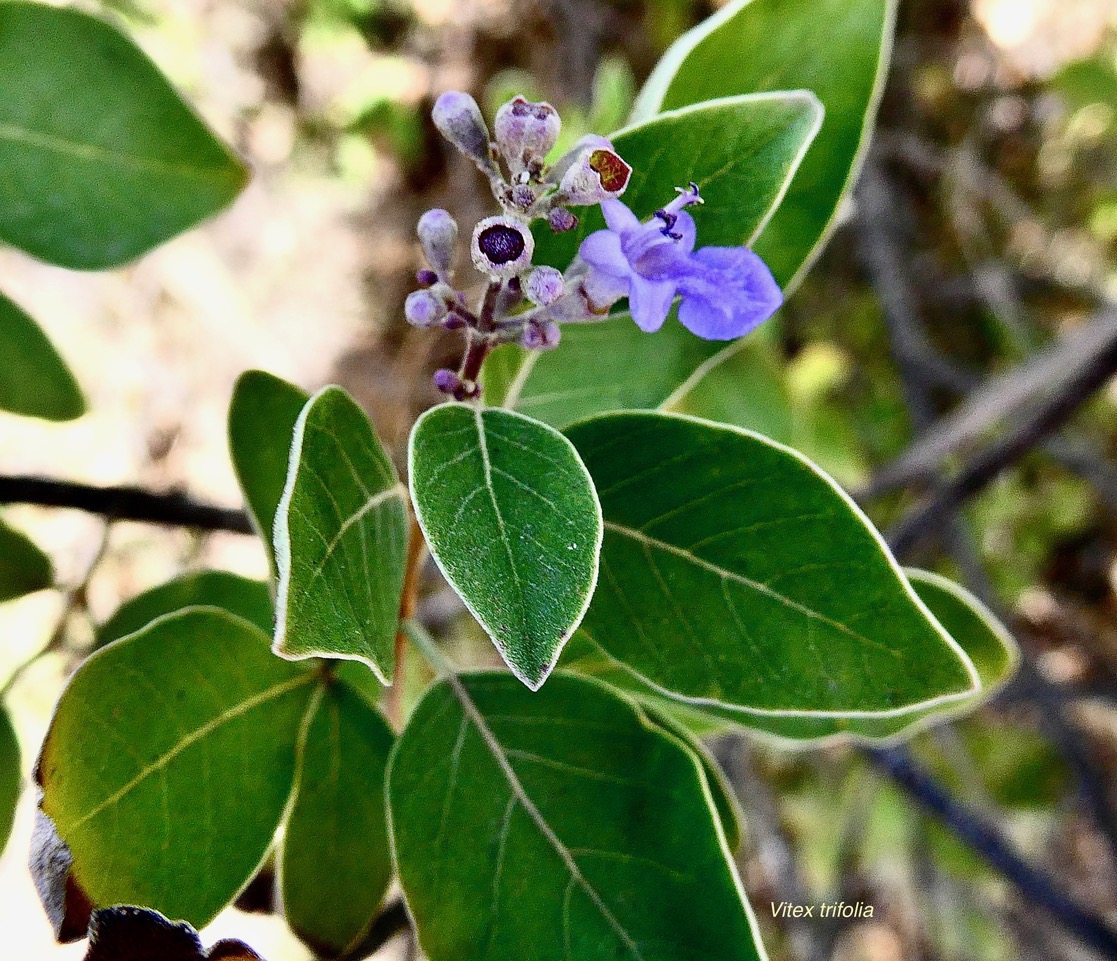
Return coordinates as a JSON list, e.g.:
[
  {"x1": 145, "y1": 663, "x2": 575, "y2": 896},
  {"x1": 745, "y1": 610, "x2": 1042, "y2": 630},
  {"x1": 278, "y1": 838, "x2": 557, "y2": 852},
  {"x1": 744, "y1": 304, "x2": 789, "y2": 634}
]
[
  {"x1": 867, "y1": 746, "x2": 1117, "y2": 958},
  {"x1": 387, "y1": 514, "x2": 427, "y2": 729},
  {"x1": 0, "y1": 475, "x2": 252, "y2": 534},
  {"x1": 885, "y1": 329, "x2": 1117, "y2": 556}
]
